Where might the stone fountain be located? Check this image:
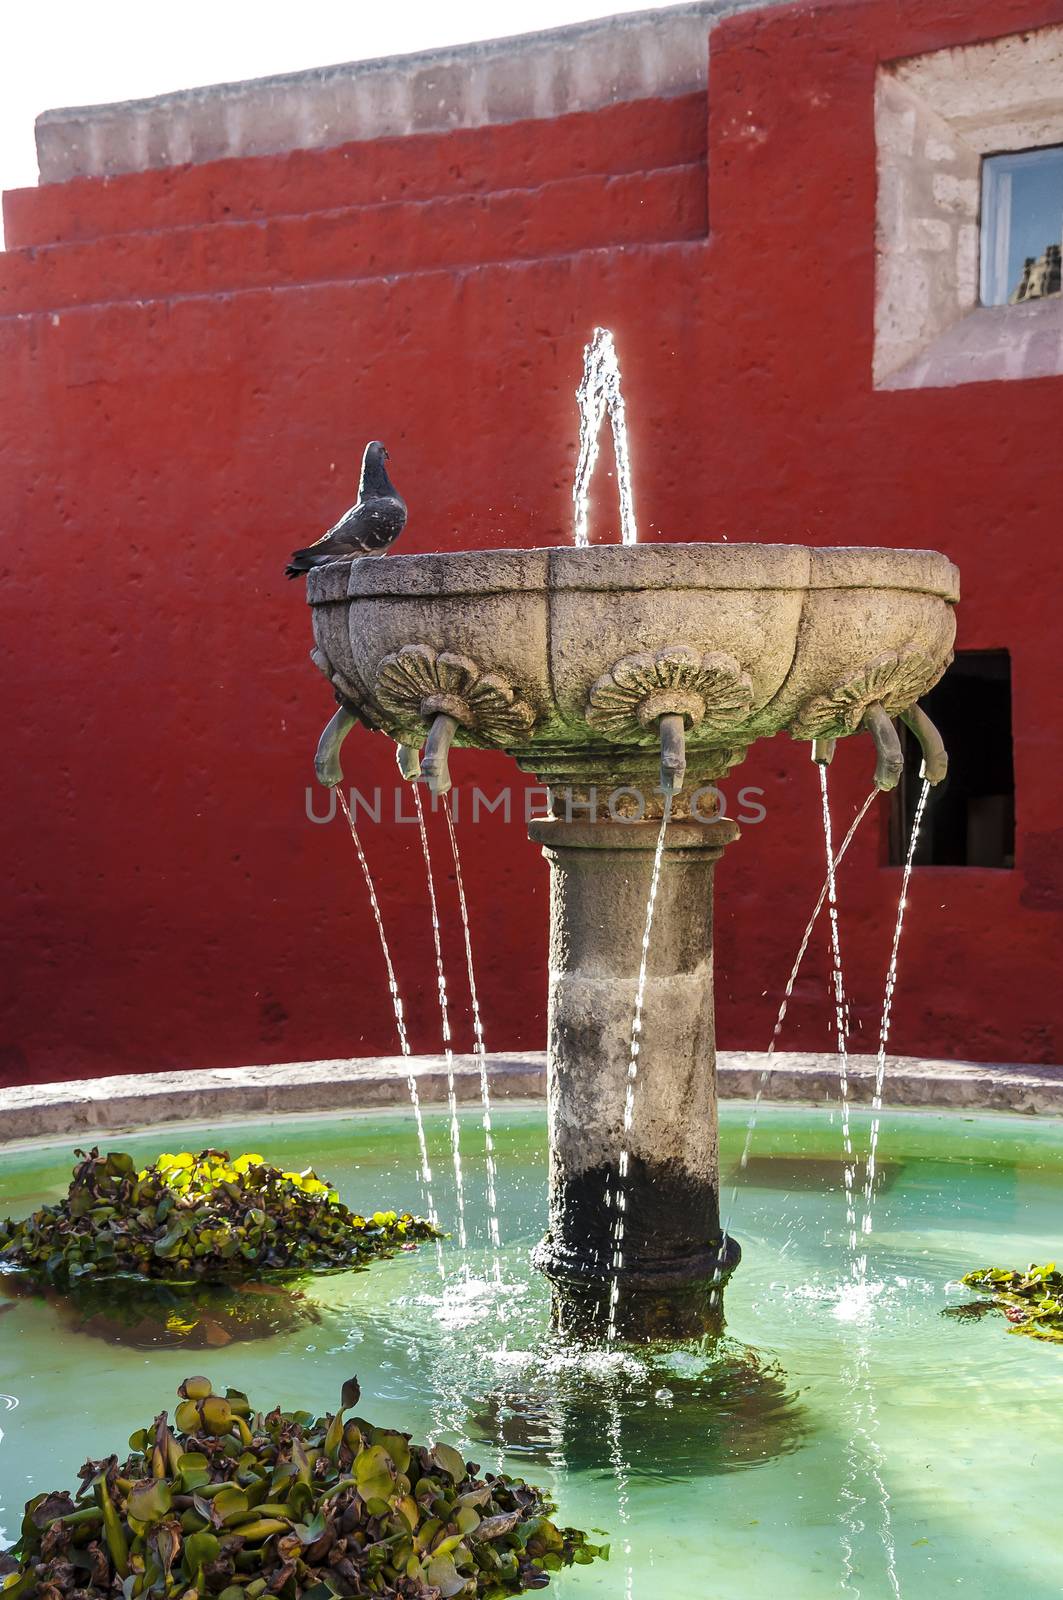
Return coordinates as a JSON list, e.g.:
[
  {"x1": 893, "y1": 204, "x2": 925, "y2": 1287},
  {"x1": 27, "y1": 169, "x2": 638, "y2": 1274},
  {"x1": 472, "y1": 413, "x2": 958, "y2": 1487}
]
[{"x1": 304, "y1": 541, "x2": 958, "y2": 1338}]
